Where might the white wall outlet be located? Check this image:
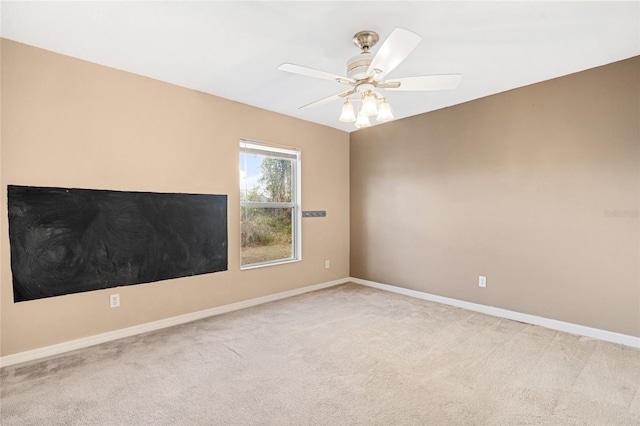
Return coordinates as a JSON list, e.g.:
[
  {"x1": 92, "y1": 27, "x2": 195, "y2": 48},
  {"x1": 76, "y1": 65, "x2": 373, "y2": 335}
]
[
  {"x1": 110, "y1": 294, "x2": 120, "y2": 308},
  {"x1": 325, "y1": 260, "x2": 330, "y2": 269},
  {"x1": 479, "y1": 276, "x2": 487, "y2": 288}
]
